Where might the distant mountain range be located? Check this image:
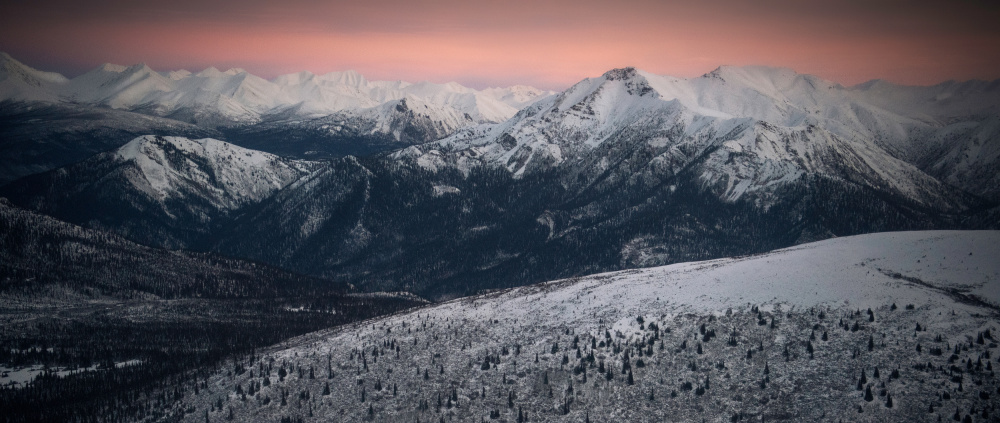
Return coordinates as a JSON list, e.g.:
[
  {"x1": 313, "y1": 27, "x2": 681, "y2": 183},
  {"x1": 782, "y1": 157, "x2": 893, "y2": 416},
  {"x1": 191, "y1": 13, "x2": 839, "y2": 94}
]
[
  {"x1": 0, "y1": 52, "x2": 553, "y2": 184},
  {"x1": 0, "y1": 52, "x2": 549, "y2": 125},
  {"x1": 1, "y1": 54, "x2": 998, "y2": 300}
]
